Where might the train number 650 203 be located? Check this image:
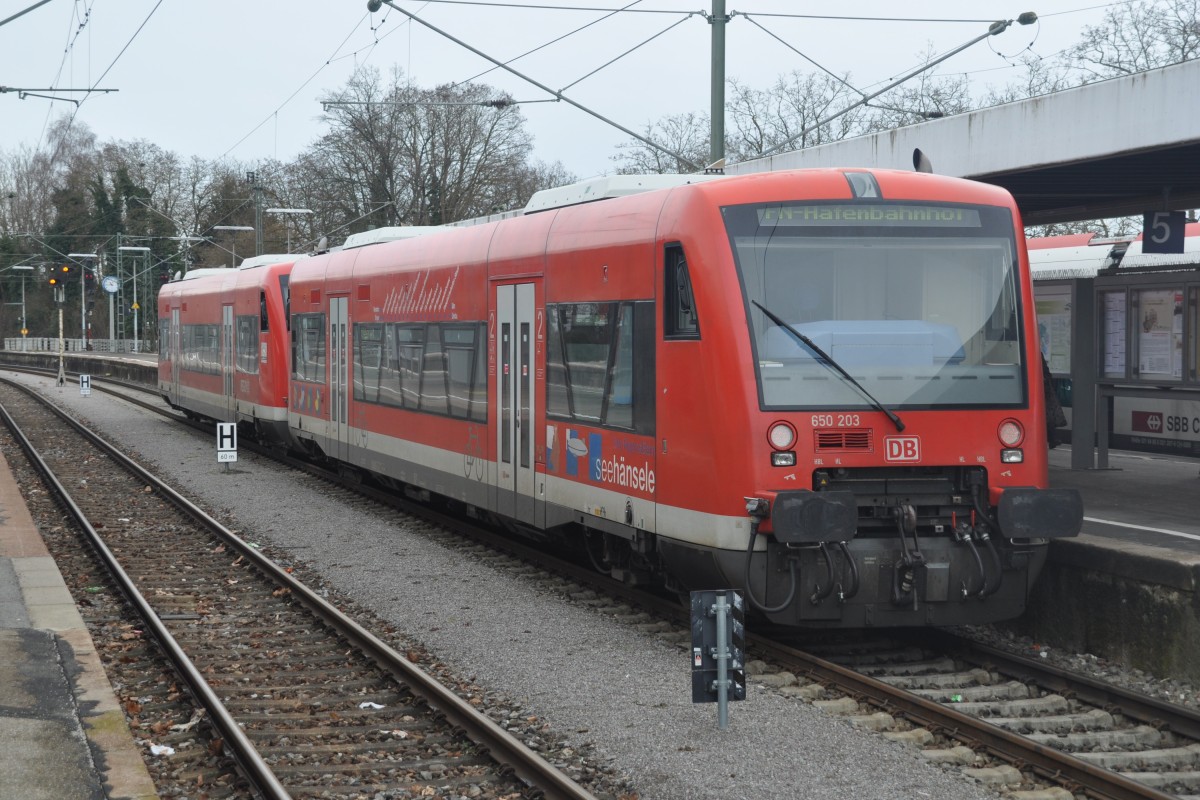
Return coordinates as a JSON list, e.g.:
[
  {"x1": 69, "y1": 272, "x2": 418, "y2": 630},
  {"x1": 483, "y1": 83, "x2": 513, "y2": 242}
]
[{"x1": 810, "y1": 413, "x2": 861, "y2": 428}]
